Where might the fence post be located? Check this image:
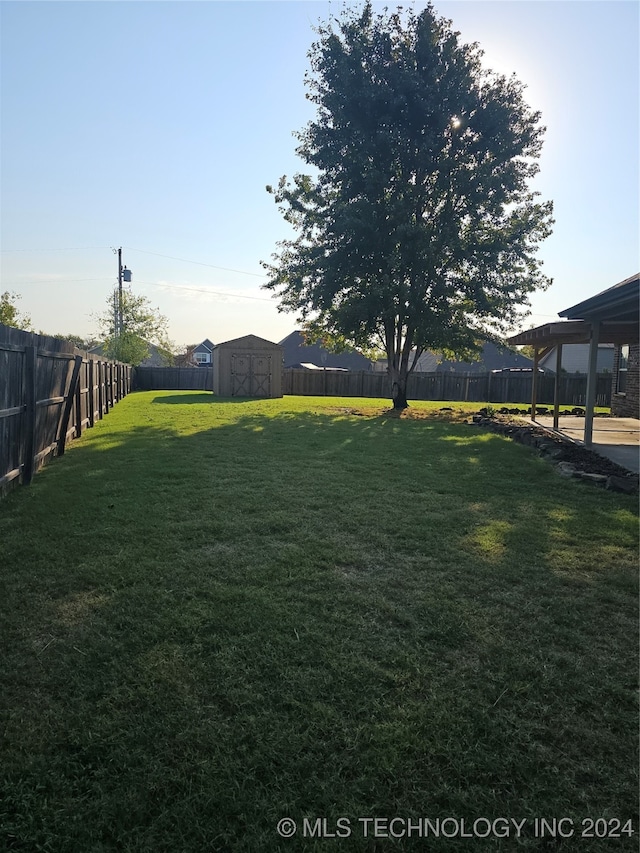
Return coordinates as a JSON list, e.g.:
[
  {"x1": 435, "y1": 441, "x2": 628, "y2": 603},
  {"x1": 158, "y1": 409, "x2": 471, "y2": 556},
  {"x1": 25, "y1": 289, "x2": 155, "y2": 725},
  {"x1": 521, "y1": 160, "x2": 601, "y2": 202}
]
[
  {"x1": 75, "y1": 359, "x2": 84, "y2": 438},
  {"x1": 107, "y1": 363, "x2": 113, "y2": 410},
  {"x1": 57, "y1": 356, "x2": 83, "y2": 456},
  {"x1": 88, "y1": 359, "x2": 95, "y2": 427},
  {"x1": 21, "y1": 346, "x2": 37, "y2": 485},
  {"x1": 98, "y1": 362, "x2": 104, "y2": 417}
]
